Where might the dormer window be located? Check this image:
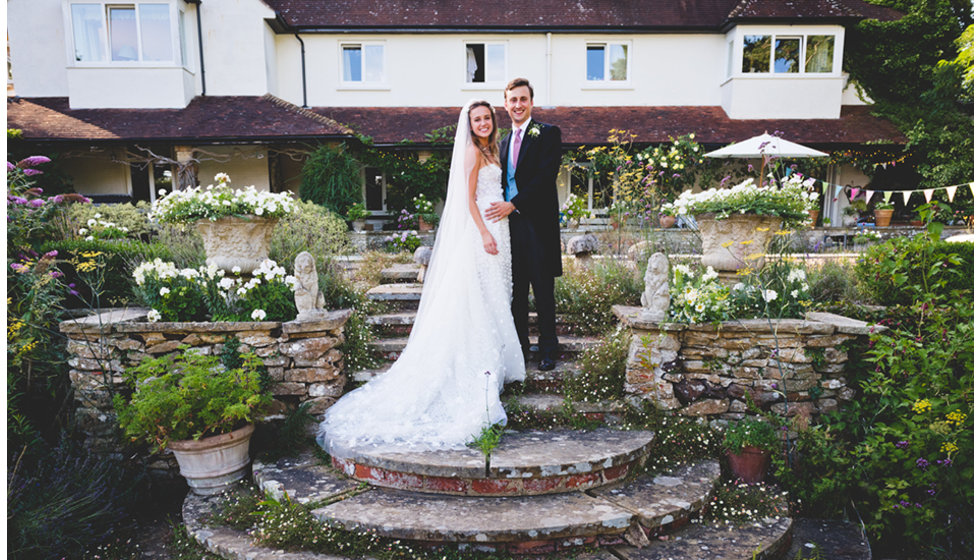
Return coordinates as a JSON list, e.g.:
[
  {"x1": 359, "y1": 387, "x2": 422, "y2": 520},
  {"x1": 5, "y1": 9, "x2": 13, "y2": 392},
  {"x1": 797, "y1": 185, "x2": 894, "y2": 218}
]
[
  {"x1": 741, "y1": 33, "x2": 836, "y2": 74},
  {"x1": 69, "y1": 2, "x2": 182, "y2": 64},
  {"x1": 586, "y1": 42, "x2": 629, "y2": 82}
]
